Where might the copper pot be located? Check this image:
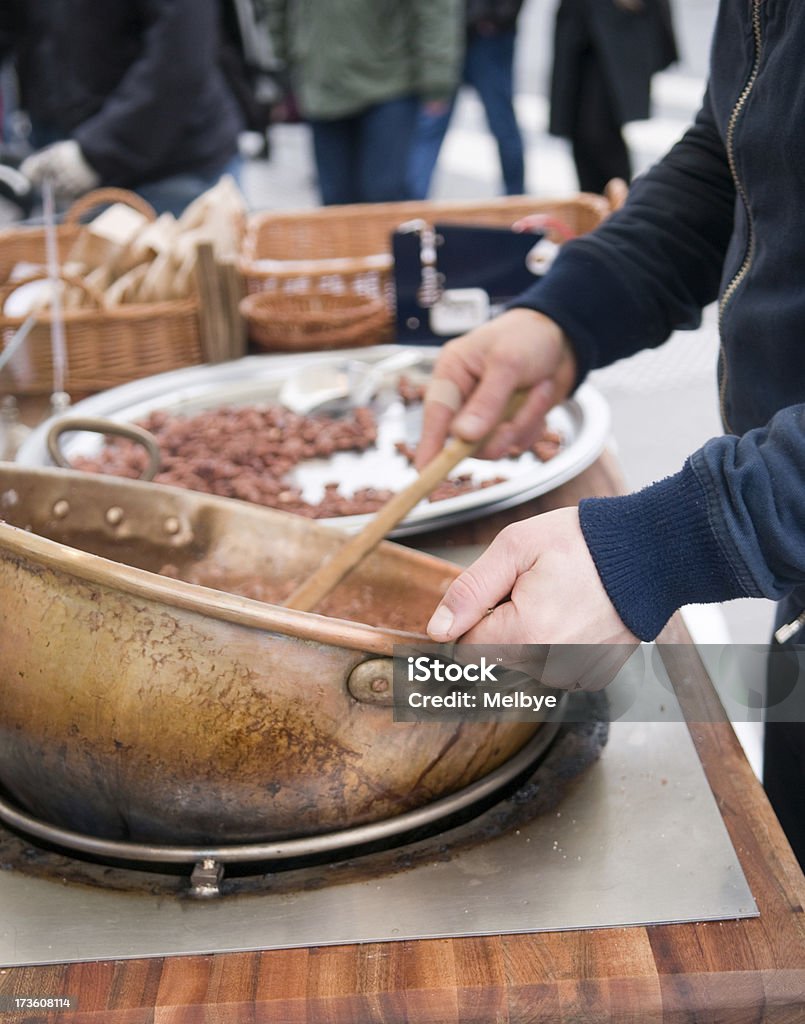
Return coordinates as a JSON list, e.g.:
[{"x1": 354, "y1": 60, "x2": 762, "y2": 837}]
[{"x1": 0, "y1": 466, "x2": 539, "y2": 845}]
